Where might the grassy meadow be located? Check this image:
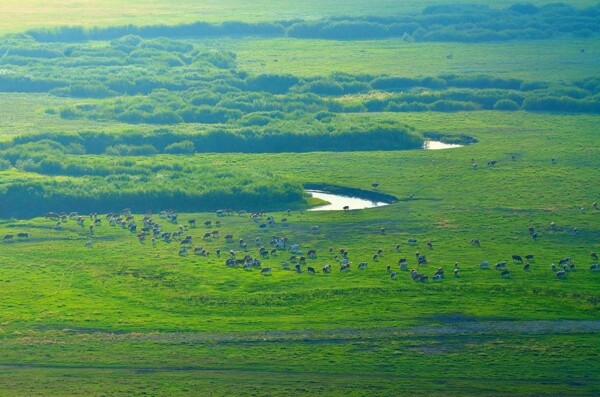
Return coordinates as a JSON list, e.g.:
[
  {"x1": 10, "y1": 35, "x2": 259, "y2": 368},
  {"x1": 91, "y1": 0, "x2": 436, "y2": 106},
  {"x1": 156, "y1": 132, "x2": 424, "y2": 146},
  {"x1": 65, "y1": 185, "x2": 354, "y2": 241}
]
[{"x1": 0, "y1": 0, "x2": 599, "y2": 395}]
